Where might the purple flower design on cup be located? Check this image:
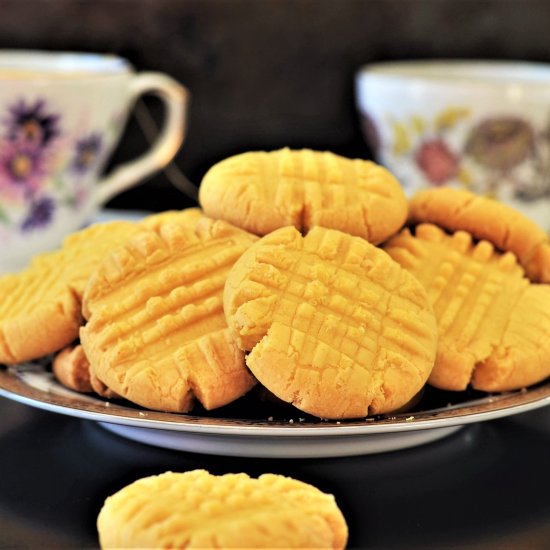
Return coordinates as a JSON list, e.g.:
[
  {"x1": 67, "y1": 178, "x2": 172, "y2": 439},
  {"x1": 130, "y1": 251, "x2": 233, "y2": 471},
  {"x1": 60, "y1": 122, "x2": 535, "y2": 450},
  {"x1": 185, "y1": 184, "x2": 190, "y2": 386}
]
[
  {"x1": 0, "y1": 139, "x2": 46, "y2": 201},
  {"x1": 72, "y1": 133, "x2": 102, "y2": 173},
  {"x1": 20, "y1": 196, "x2": 55, "y2": 231},
  {"x1": 5, "y1": 99, "x2": 60, "y2": 147}
]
